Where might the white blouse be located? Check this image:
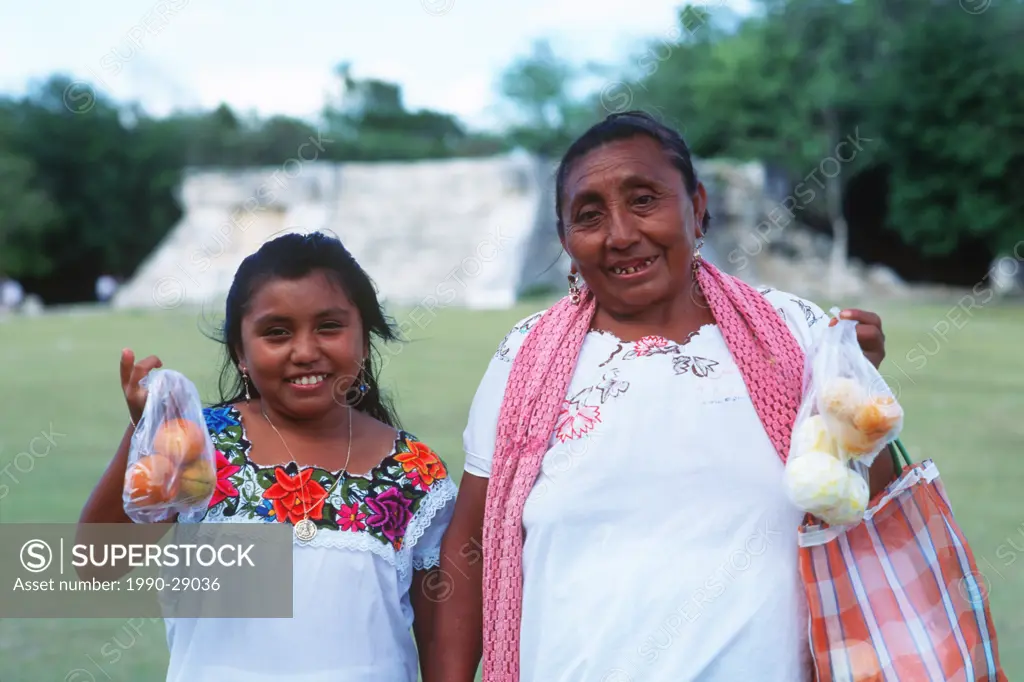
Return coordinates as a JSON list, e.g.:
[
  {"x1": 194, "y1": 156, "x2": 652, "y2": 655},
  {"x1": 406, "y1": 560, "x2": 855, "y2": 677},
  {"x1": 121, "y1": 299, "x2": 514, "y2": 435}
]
[
  {"x1": 463, "y1": 288, "x2": 829, "y2": 682},
  {"x1": 162, "y1": 406, "x2": 458, "y2": 682}
]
